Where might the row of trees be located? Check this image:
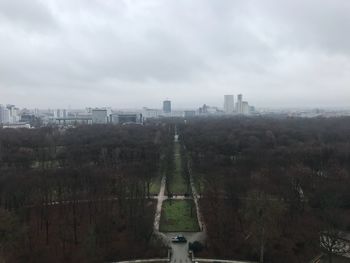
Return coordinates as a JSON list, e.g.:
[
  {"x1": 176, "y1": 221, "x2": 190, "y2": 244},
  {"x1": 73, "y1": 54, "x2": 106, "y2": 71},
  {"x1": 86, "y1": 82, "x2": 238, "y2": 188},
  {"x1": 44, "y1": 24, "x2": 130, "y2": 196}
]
[
  {"x1": 163, "y1": 126, "x2": 192, "y2": 197},
  {"x1": 179, "y1": 116, "x2": 350, "y2": 263},
  {"x1": 0, "y1": 123, "x2": 173, "y2": 262}
]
